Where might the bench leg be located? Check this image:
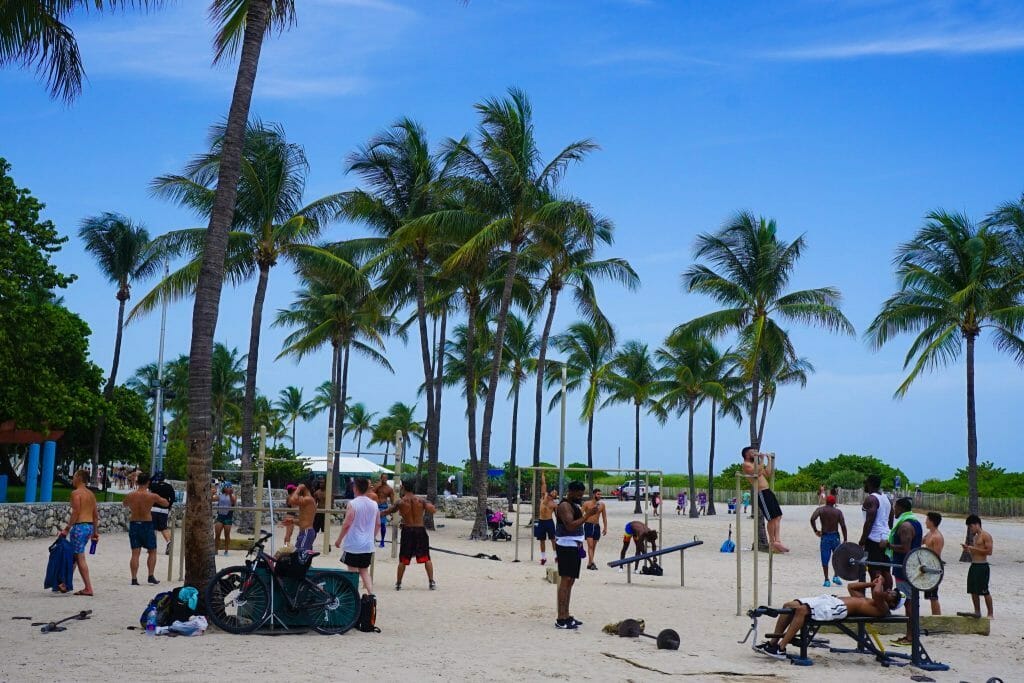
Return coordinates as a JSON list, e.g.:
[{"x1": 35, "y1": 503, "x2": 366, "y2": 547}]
[
  {"x1": 680, "y1": 550, "x2": 684, "y2": 587},
  {"x1": 626, "y1": 564, "x2": 631, "y2": 585}
]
